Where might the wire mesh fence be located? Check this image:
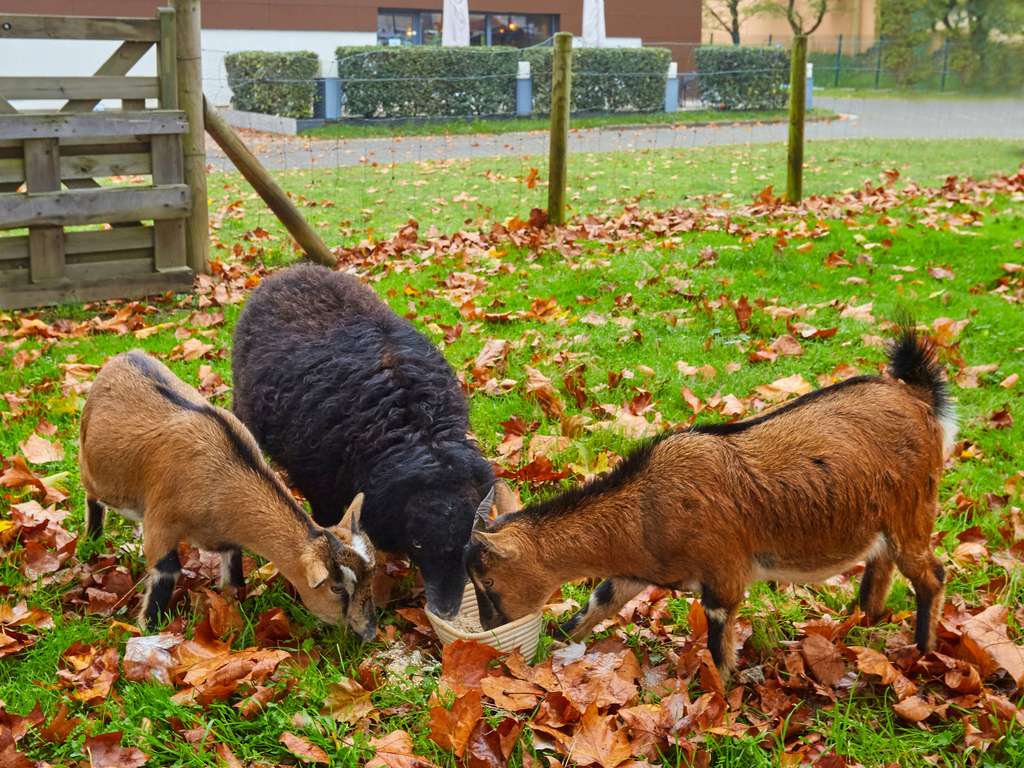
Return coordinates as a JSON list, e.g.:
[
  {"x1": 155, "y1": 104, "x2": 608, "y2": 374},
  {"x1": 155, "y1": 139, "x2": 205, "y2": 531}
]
[{"x1": 191, "y1": 36, "x2": 1024, "y2": 254}]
